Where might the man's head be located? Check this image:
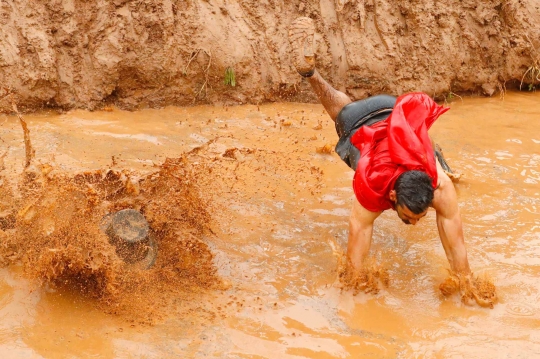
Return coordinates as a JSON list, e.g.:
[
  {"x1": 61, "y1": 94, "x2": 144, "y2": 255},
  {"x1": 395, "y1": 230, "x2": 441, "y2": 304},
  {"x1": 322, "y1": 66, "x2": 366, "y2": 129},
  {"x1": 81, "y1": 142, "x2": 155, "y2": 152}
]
[{"x1": 389, "y1": 170, "x2": 434, "y2": 225}]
